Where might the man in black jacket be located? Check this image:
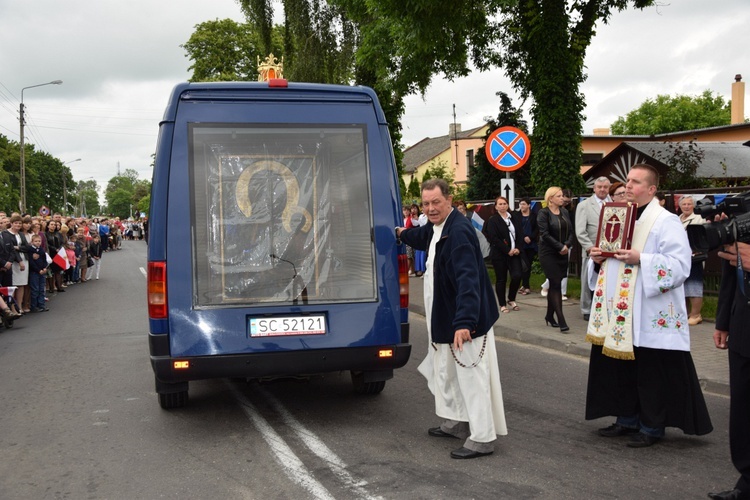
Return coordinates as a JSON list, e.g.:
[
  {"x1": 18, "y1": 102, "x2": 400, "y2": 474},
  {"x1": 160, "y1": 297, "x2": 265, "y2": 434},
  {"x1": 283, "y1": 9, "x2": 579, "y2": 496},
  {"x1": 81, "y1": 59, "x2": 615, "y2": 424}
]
[
  {"x1": 710, "y1": 241, "x2": 750, "y2": 500},
  {"x1": 397, "y1": 179, "x2": 507, "y2": 459}
]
